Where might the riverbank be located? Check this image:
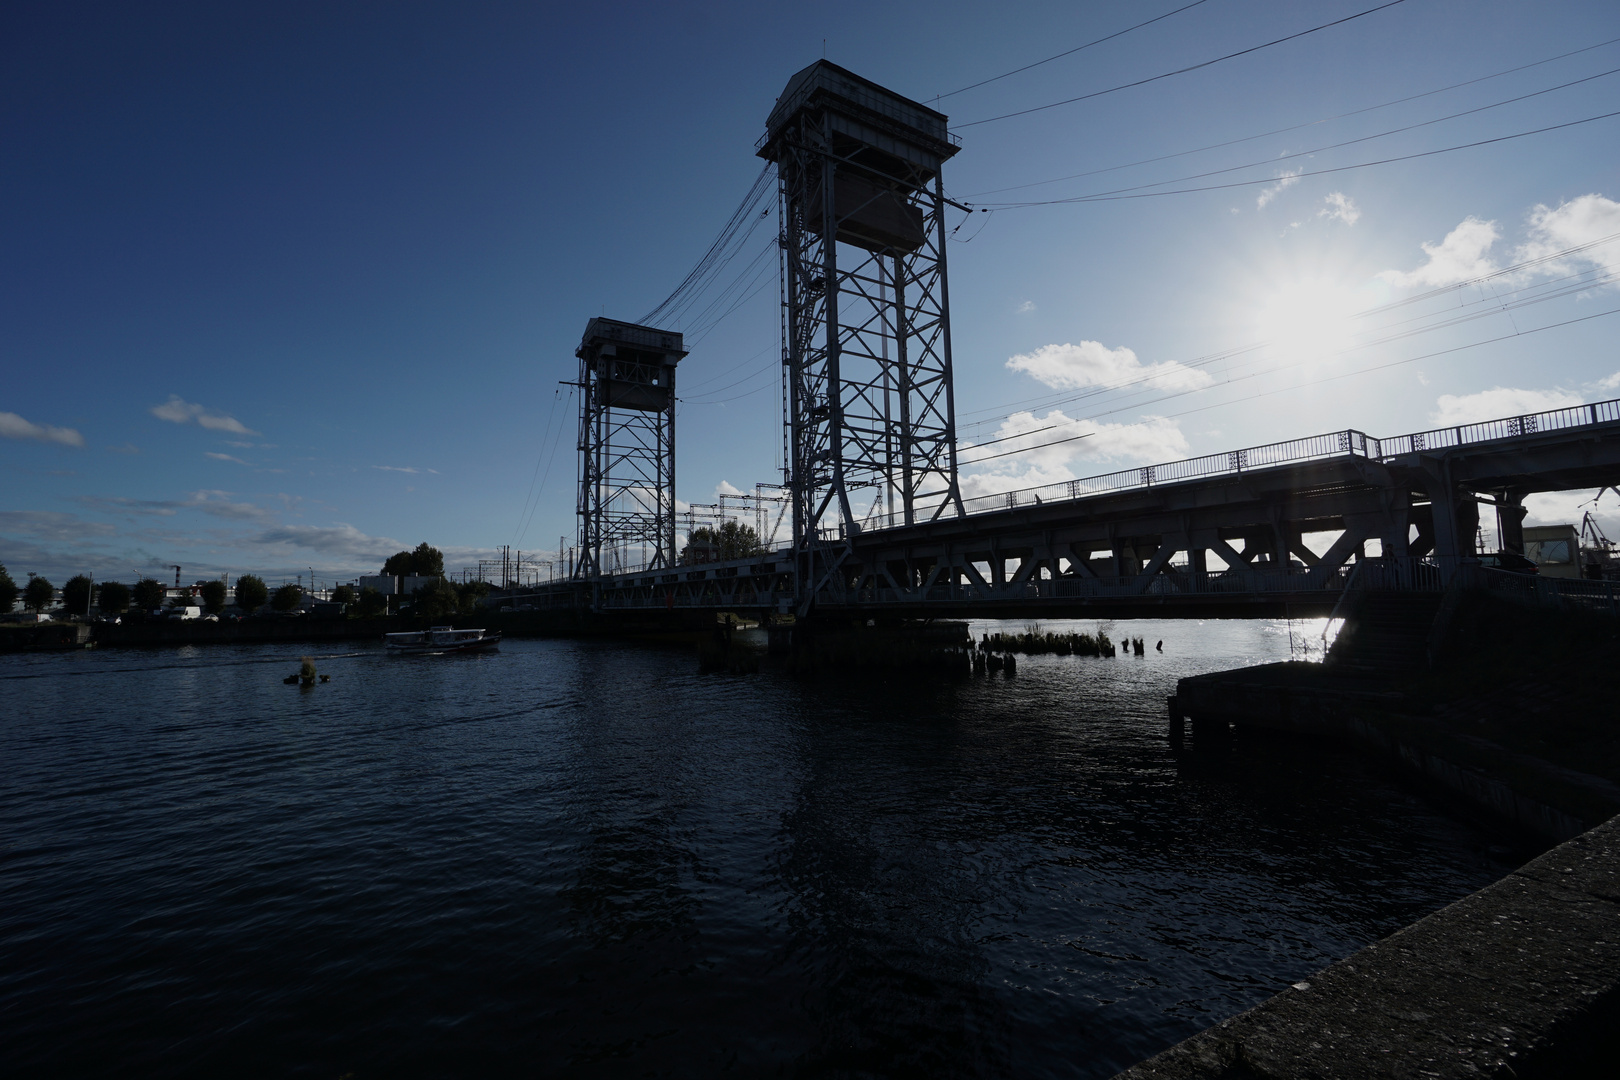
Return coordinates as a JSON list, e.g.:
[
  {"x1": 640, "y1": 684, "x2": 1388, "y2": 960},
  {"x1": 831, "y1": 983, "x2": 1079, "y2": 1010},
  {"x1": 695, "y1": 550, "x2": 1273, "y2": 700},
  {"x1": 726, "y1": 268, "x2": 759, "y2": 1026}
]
[
  {"x1": 1124, "y1": 593, "x2": 1620, "y2": 1076},
  {"x1": 1113, "y1": 811, "x2": 1620, "y2": 1078}
]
